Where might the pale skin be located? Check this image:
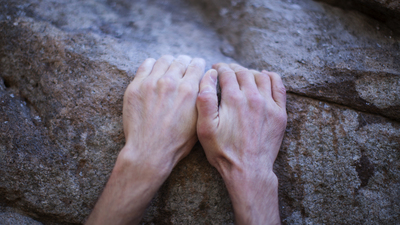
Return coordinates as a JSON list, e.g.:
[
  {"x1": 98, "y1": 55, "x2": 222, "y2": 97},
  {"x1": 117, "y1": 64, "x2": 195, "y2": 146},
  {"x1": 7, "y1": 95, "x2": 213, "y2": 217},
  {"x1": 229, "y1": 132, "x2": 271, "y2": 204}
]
[{"x1": 85, "y1": 55, "x2": 287, "y2": 225}]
